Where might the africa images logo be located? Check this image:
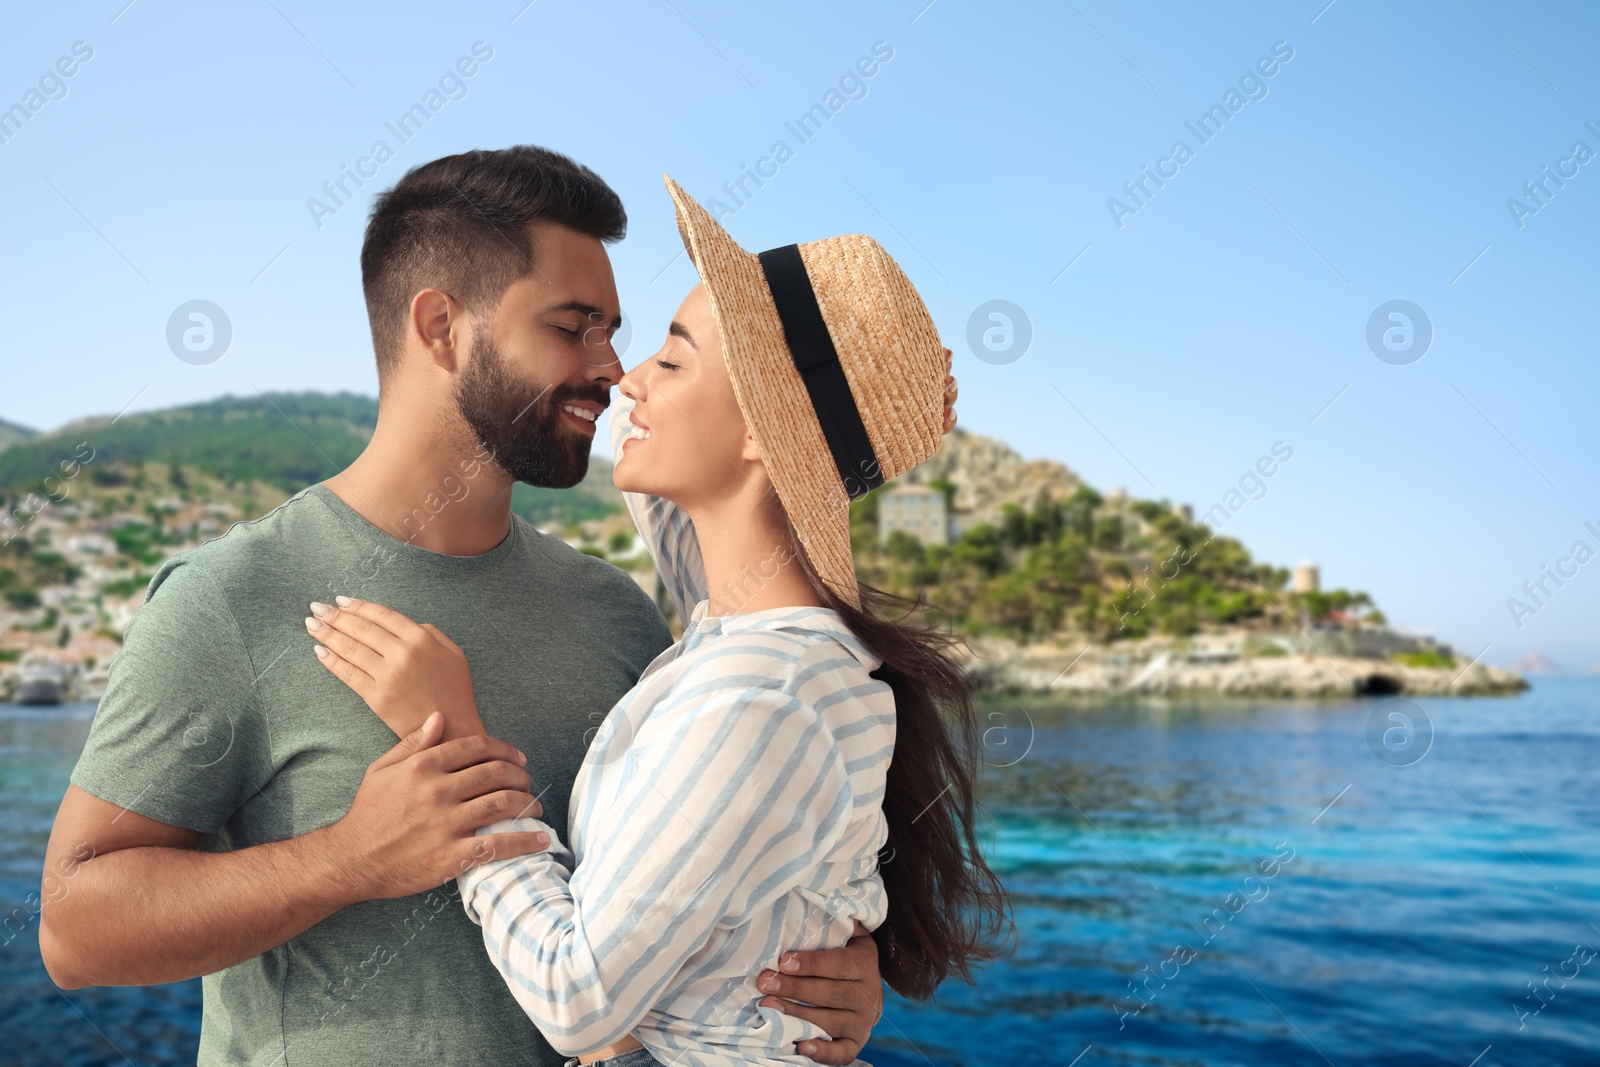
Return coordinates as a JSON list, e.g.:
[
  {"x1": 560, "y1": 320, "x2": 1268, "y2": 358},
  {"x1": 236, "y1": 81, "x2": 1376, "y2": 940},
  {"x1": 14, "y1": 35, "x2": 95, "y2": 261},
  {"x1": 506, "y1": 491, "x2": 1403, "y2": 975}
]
[
  {"x1": 305, "y1": 42, "x2": 495, "y2": 229},
  {"x1": 1106, "y1": 41, "x2": 1295, "y2": 230}
]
